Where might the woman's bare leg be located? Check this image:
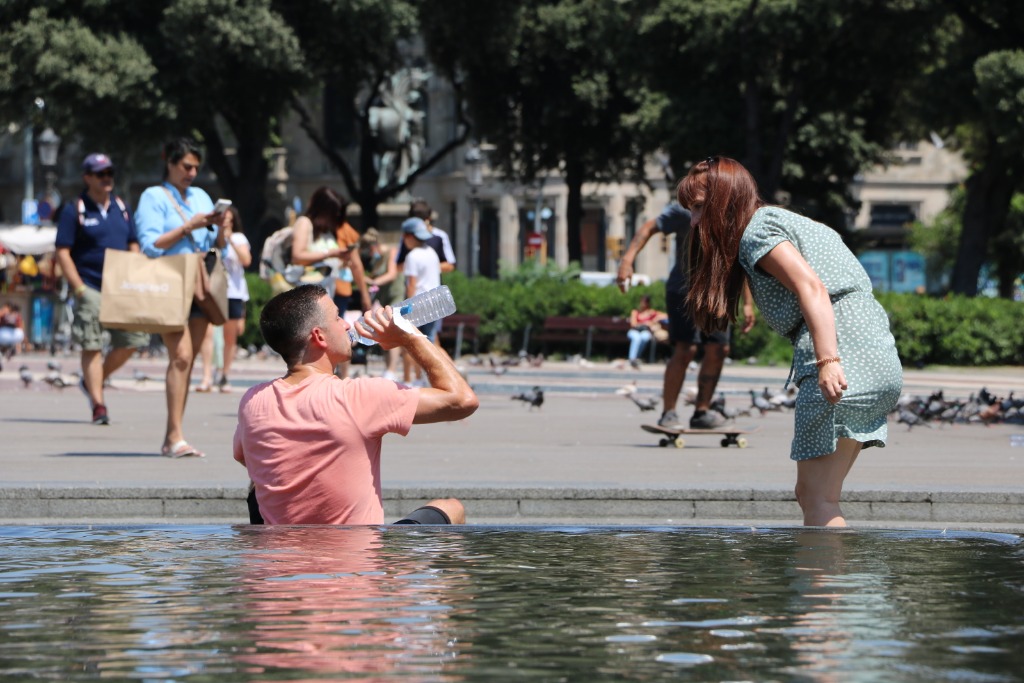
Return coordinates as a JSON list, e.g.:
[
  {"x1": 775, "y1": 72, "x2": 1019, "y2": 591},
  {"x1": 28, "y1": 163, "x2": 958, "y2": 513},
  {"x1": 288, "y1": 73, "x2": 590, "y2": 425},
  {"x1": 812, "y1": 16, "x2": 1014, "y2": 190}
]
[
  {"x1": 221, "y1": 316, "x2": 243, "y2": 389},
  {"x1": 795, "y1": 437, "x2": 863, "y2": 527},
  {"x1": 161, "y1": 317, "x2": 209, "y2": 447}
]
